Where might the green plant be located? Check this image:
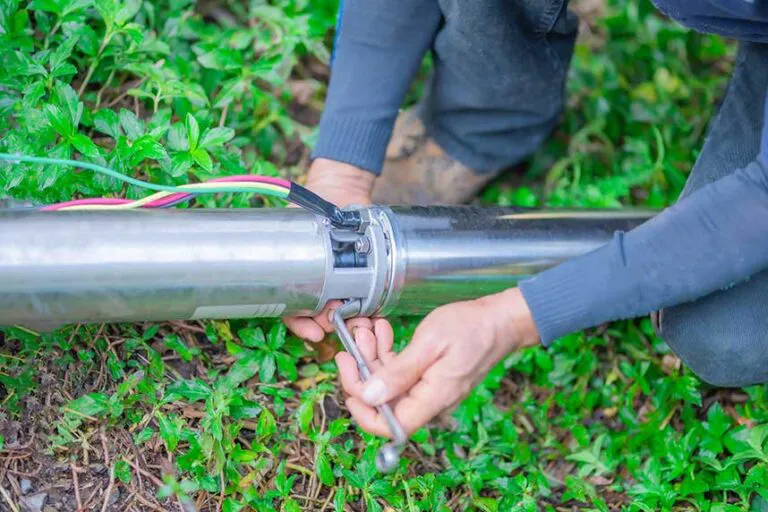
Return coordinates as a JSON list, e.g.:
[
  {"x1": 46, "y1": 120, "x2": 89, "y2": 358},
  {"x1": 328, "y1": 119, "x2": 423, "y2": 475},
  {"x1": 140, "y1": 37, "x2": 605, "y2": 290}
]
[{"x1": 0, "y1": 0, "x2": 766, "y2": 510}]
